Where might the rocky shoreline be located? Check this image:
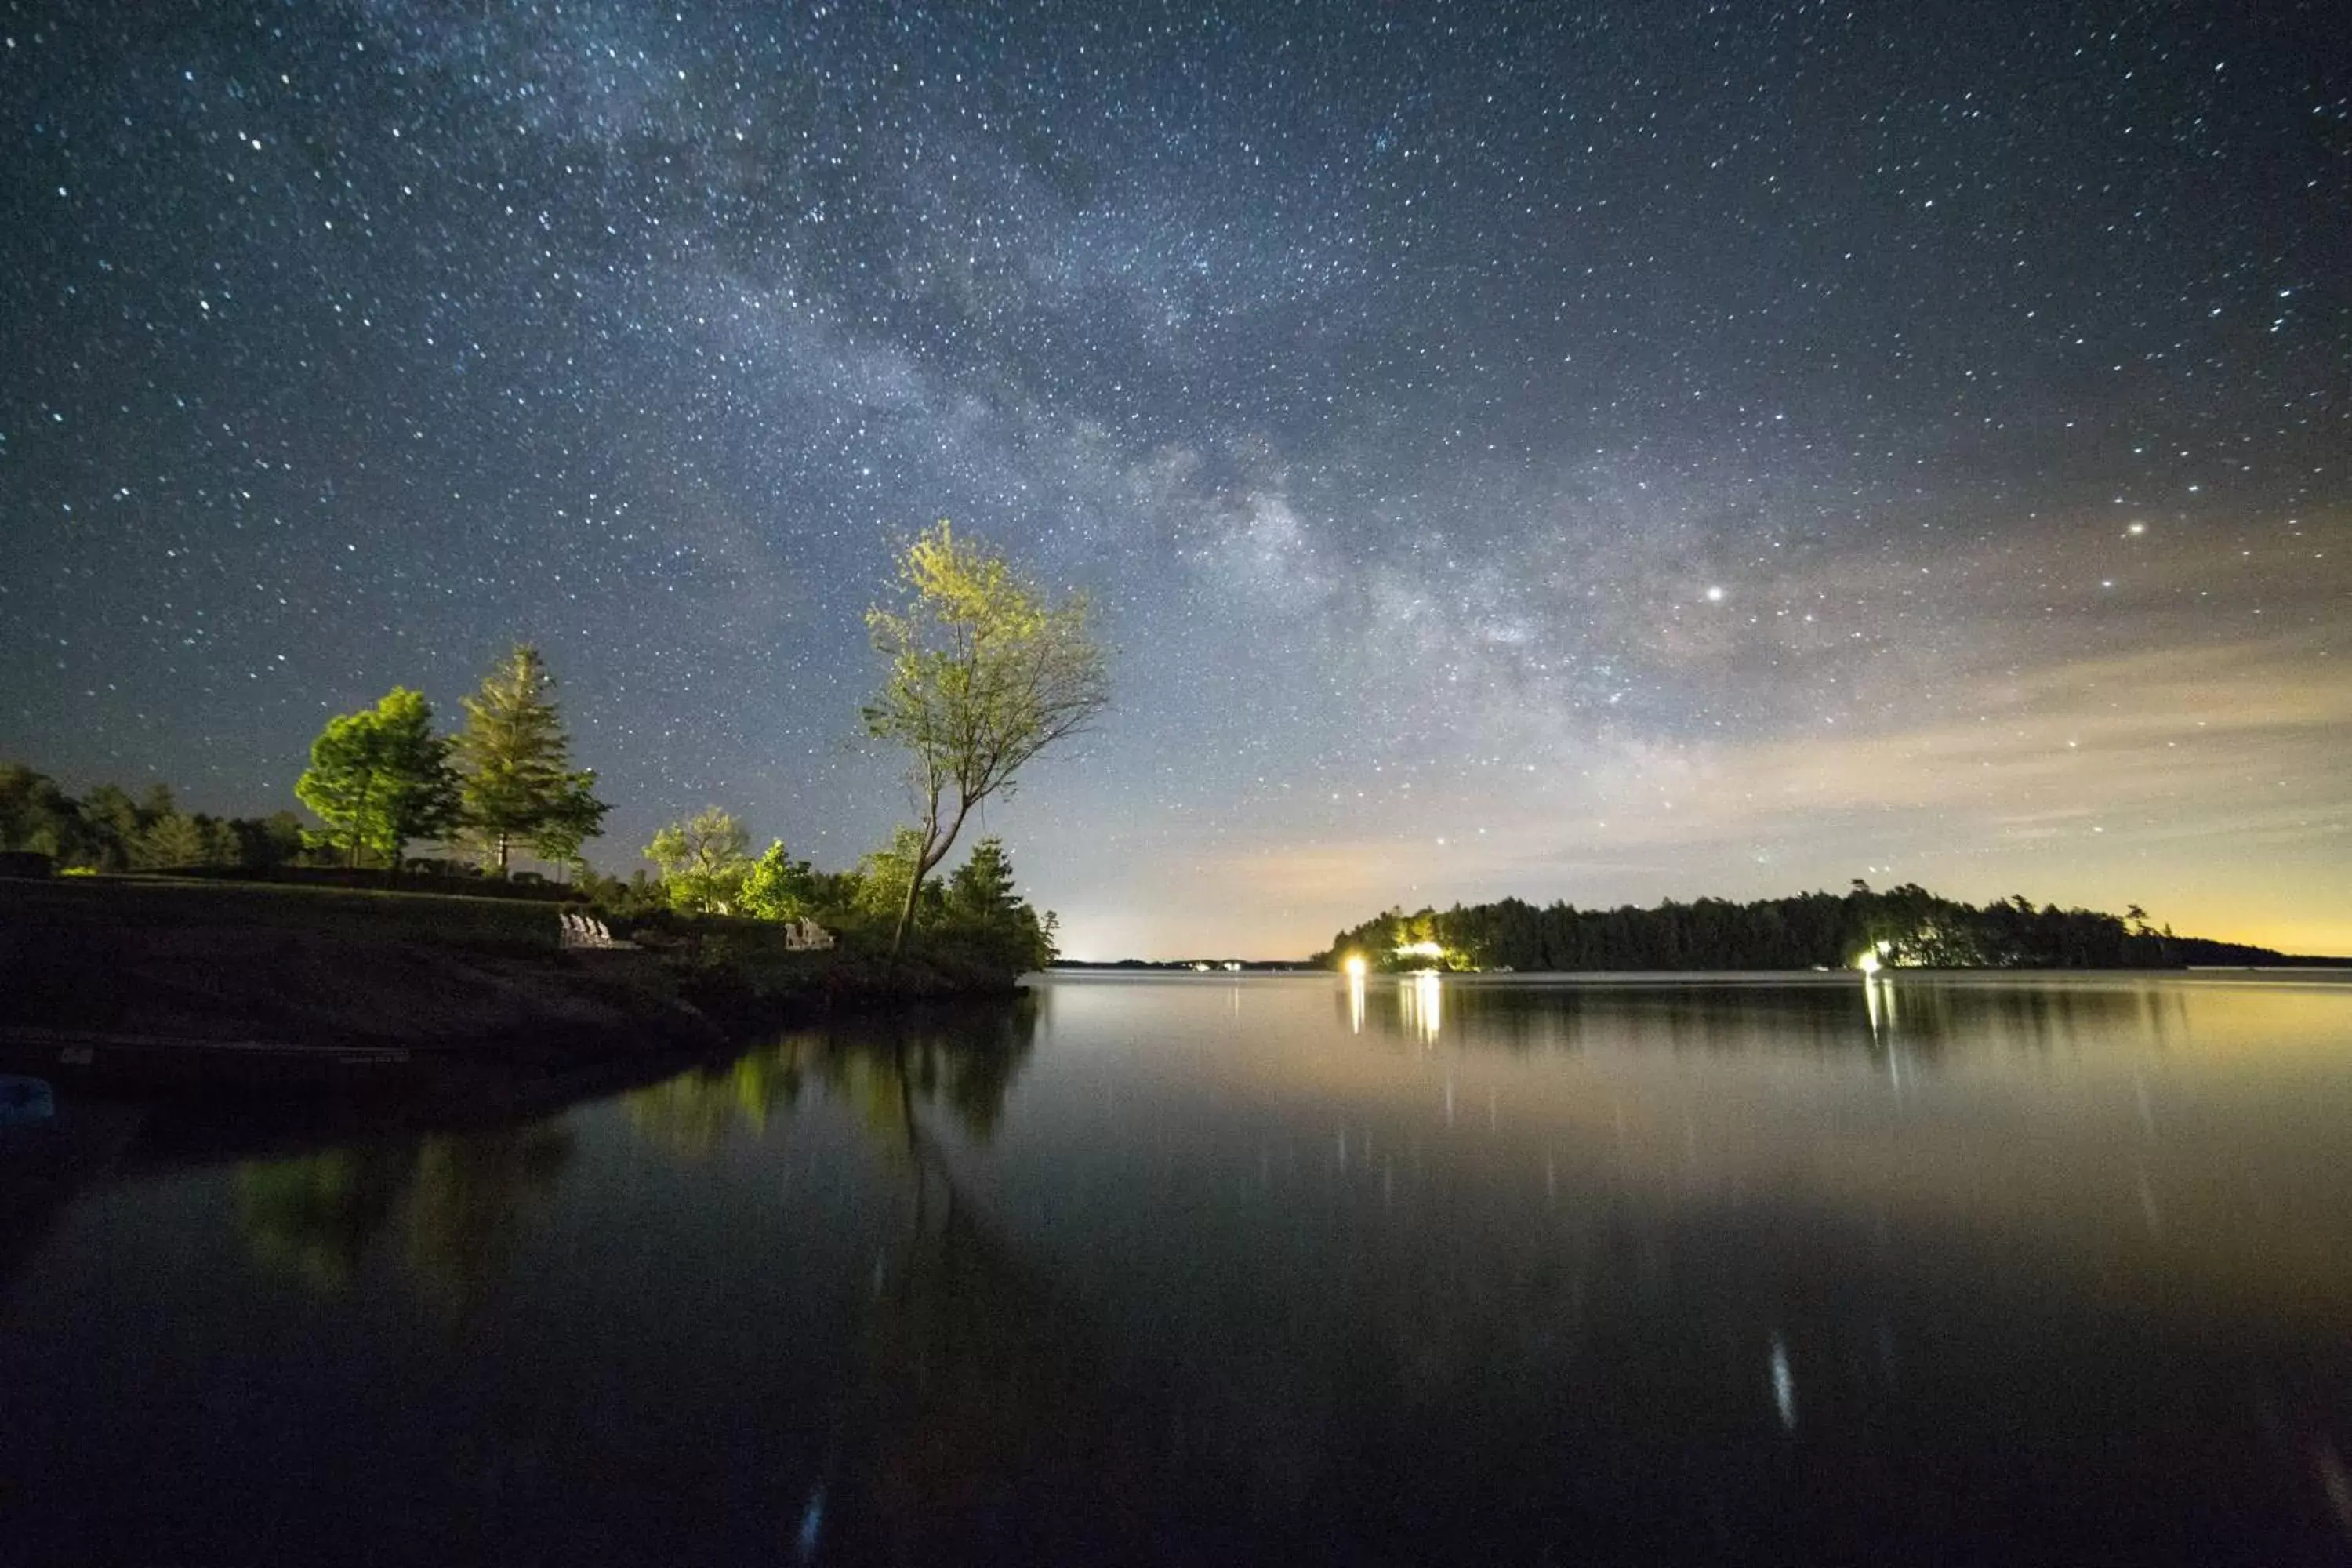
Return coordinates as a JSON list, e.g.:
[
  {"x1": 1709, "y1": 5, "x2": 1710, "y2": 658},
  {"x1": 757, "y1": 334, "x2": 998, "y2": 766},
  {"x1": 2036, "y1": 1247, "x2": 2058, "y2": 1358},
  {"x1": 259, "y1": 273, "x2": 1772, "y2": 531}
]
[{"x1": 0, "y1": 877, "x2": 1024, "y2": 1096}]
